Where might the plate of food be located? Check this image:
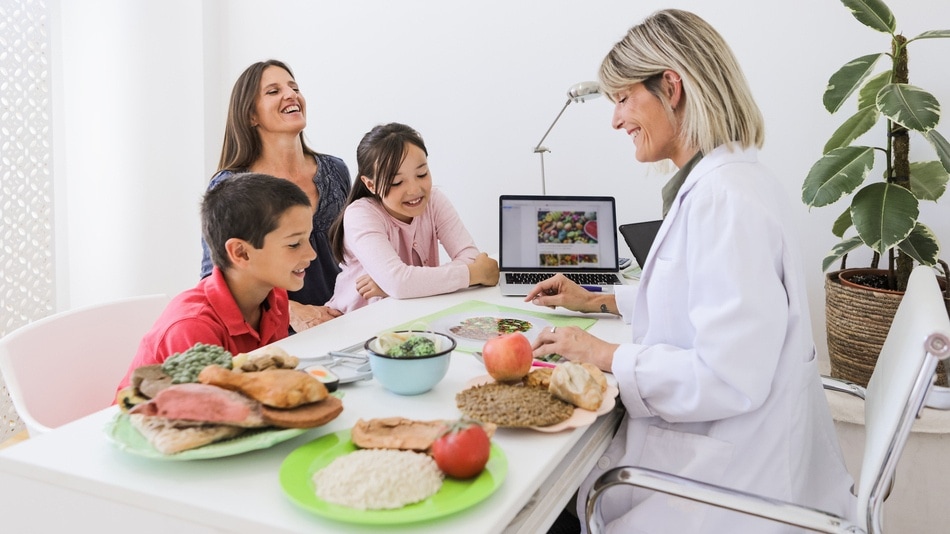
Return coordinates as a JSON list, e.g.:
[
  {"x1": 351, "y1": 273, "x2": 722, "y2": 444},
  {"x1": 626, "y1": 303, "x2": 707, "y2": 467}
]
[
  {"x1": 279, "y1": 429, "x2": 507, "y2": 525},
  {"x1": 428, "y1": 312, "x2": 553, "y2": 352},
  {"x1": 105, "y1": 413, "x2": 310, "y2": 461},
  {"x1": 458, "y1": 367, "x2": 618, "y2": 433},
  {"x1": 109, "y1": 344, "x2": 344, "y2": 460}
]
